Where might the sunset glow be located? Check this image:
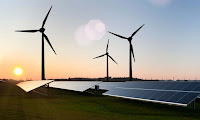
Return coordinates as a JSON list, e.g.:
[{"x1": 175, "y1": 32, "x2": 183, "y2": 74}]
[{"x1": 14, "y1": 67, "x2": 23, "y2": 76}]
